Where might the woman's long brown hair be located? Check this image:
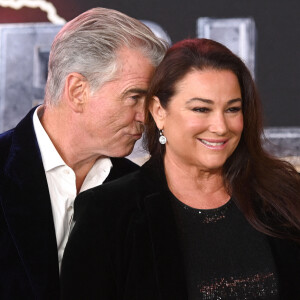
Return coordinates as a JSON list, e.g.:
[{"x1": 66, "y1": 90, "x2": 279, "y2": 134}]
[{"x1": 144, "y1": 38, "x2": 300, "y2": 243}]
